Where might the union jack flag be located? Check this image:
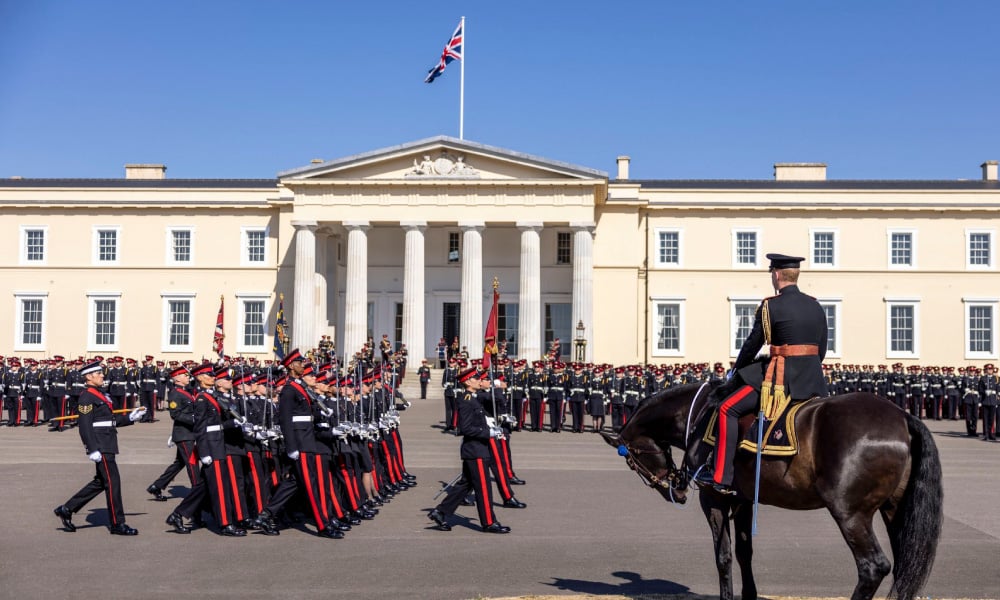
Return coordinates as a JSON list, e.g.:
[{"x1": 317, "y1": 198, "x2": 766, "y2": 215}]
[
  {"x1": 213, "y1": 296, "x2": 225, "y2": 358},
  {"x1": 424, "y1": 20, "x2": 463, "y2": 83}
]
